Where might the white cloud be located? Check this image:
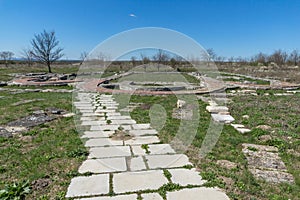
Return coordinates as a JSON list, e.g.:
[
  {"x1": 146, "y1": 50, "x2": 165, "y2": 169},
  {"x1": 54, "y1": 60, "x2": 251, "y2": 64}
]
[{"x1": 129, "y1": 13, "x2": 137, "y2": 18}]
